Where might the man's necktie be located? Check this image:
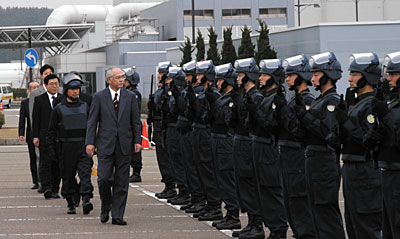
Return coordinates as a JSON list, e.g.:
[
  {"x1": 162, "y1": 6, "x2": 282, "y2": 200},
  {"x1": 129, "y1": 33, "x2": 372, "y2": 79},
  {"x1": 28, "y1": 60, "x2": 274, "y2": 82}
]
[
  {"x1": 51, "y1": 96, "x2": 56, "y2": 109},
  {"x1": 113, "y1": 92, "x2": 119, "y2": 117}
]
